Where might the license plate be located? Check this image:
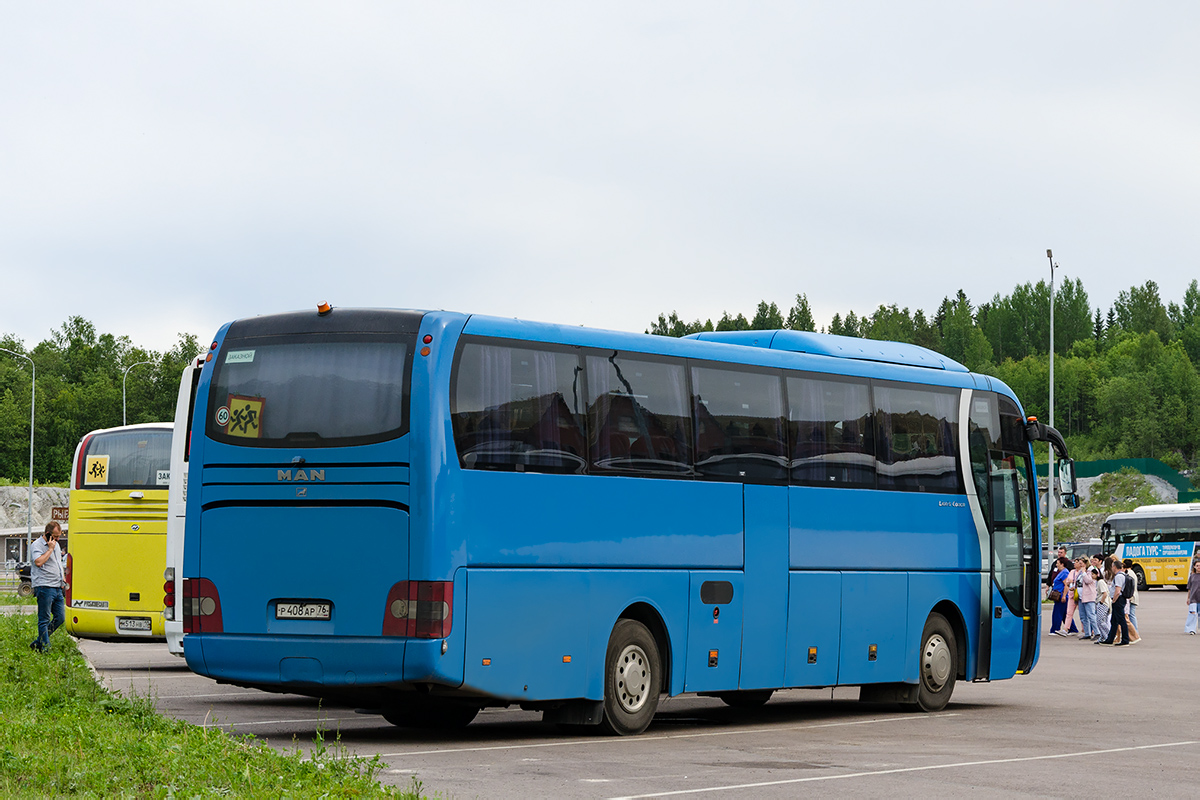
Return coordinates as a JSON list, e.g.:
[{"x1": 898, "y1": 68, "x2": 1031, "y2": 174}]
[
  {"x1": 117, "y1": 617, "x2": 152, "y2": 632},
  {"x1": 275, "y1": 601, "x2": 331, "y2": 620}
]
